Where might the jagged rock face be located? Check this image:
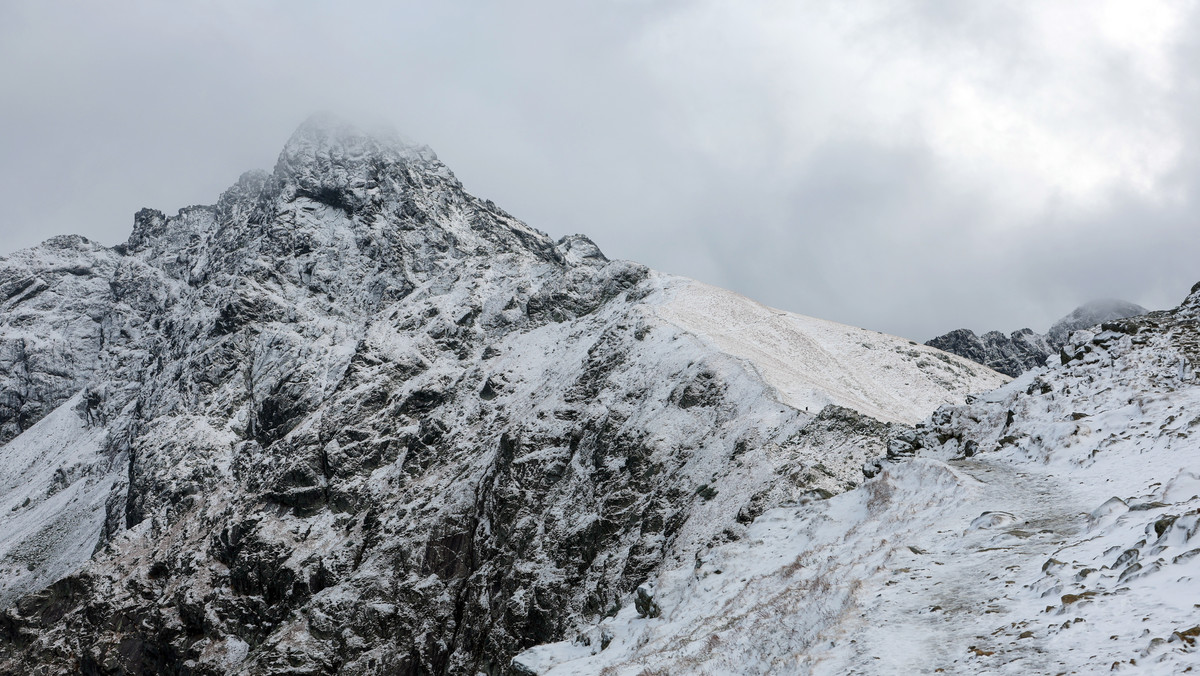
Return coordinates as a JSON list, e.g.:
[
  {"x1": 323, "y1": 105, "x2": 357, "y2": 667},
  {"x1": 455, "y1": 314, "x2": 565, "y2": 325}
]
[
  {"x1": 0, "y1": 236, "x2": 121, "y2": 445},
  {"x1": 0, "y1": 118, "x2": 1002, "y2": 675},
  {"x1": 926, "y1": 300, "x2": 1148, "y2": 377},
  {"x1": 925, "y1": 327, "x2": 1052, "y2": 377}
]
